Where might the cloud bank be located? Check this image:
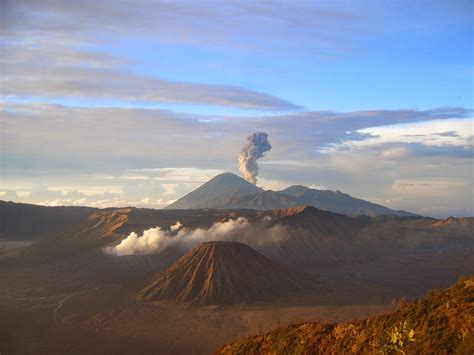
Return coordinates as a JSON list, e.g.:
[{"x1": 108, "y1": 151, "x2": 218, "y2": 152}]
[
  {"x1": 4, "y1": 1, "x2": 374, "y2": 56},
  {"x1": 1, "y1": 45, "x2": 299, "y2": 110}
]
